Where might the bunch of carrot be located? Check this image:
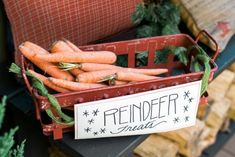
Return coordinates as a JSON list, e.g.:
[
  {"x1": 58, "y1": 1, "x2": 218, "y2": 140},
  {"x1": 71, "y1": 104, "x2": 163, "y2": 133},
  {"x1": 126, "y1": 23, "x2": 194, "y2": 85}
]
[{"x1": 19, "y1": 39, "x2": 168, "y2": 93}]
